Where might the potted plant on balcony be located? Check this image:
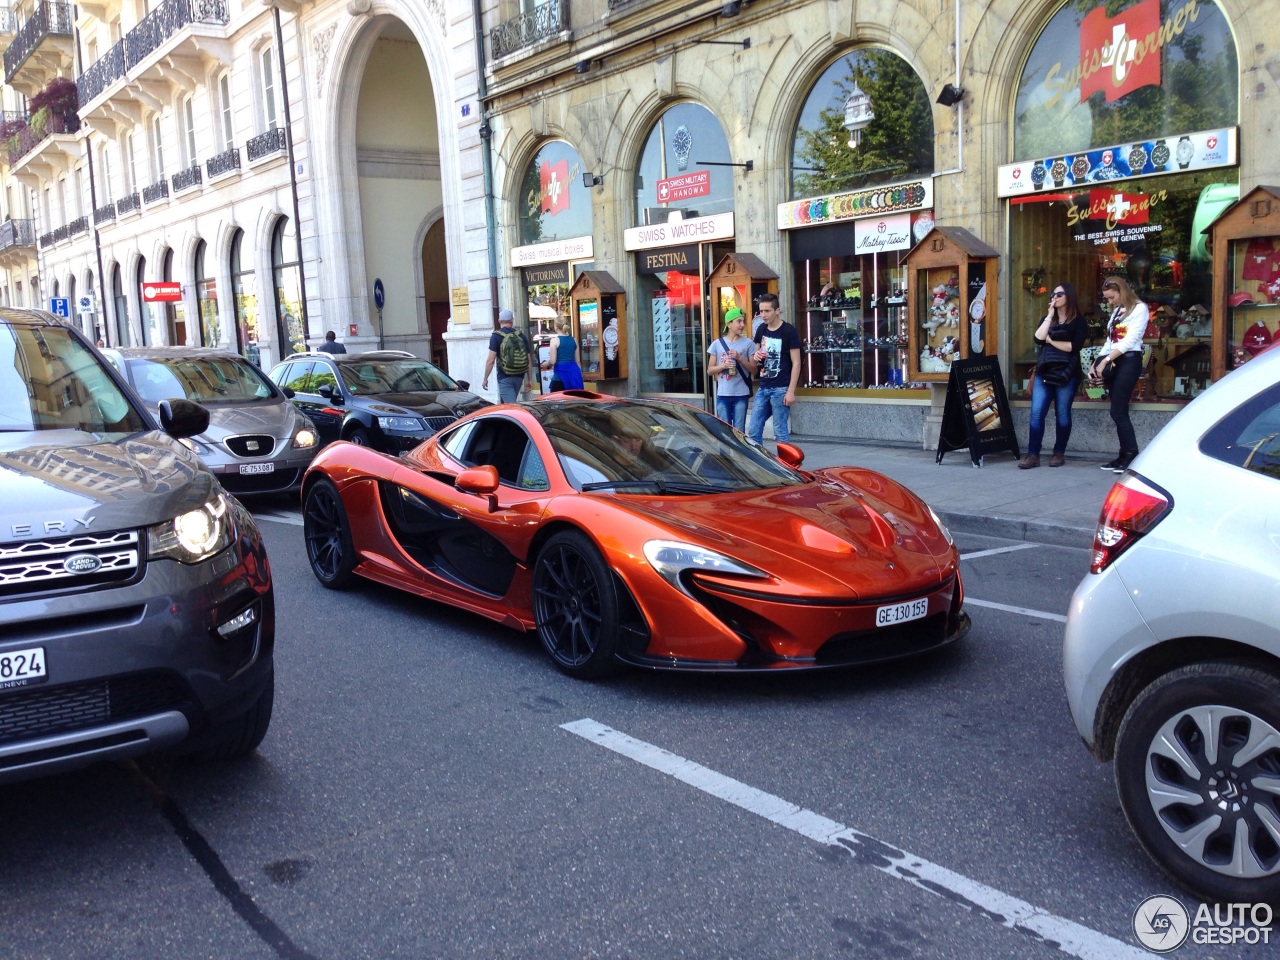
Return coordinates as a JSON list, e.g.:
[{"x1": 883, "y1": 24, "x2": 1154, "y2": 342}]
[
  {"x1": 28, "y1": 77, "x2": 80, "y2": 136},
  {"x1": 0, "y1": 116, "x2": 26, "y2": 157}
]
